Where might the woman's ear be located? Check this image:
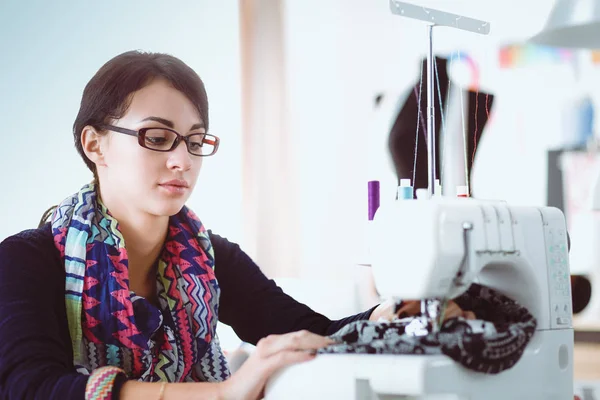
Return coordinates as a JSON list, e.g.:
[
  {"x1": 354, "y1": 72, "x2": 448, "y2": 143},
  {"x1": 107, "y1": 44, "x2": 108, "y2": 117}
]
[{"x1": 81, "y1": 125, "x2": 107, "y2": 167}]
